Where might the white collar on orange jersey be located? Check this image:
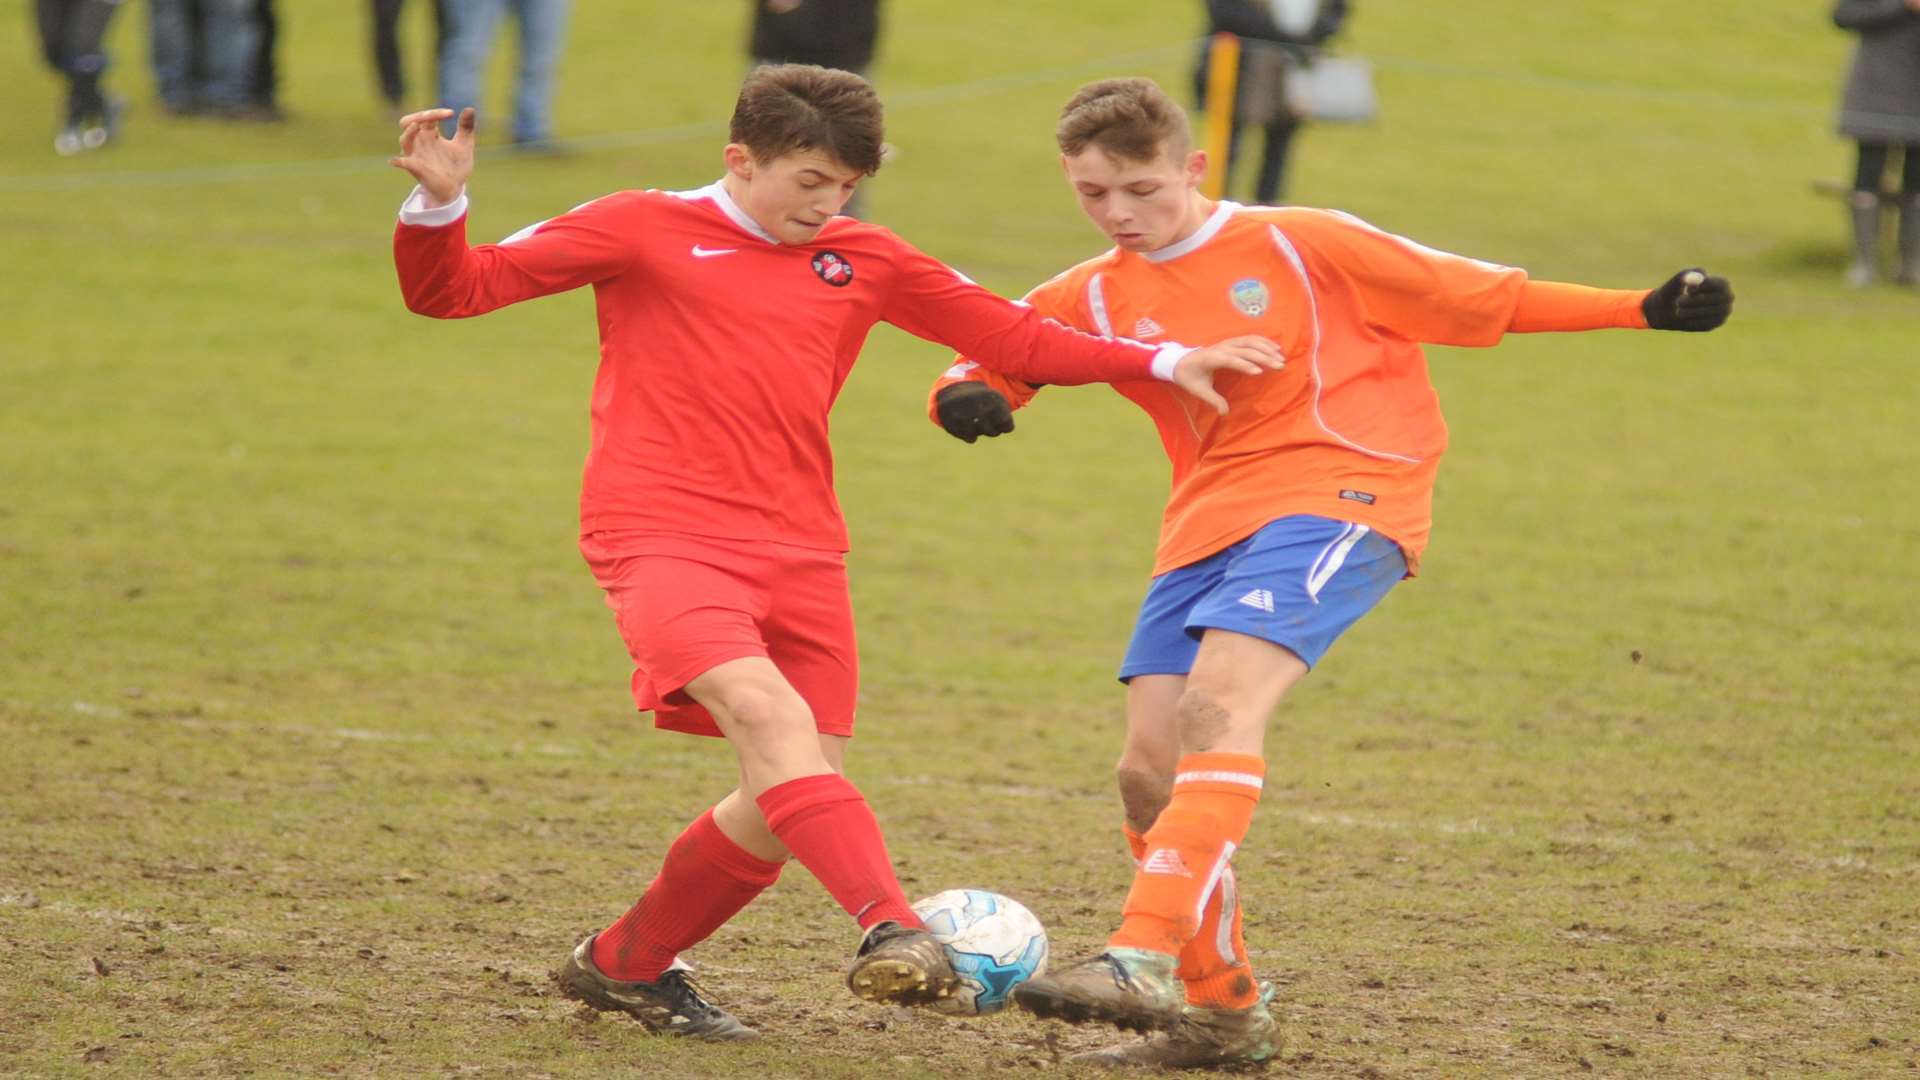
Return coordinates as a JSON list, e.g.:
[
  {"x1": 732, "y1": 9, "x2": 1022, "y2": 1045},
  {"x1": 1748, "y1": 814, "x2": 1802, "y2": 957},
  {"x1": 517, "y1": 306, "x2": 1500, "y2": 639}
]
[
  {"x1": 669, "y1": 180, "x2": 781, "y2": 245},
  {"x1": 1138, "y1": 200, "x2": 1241, "y2": 264}
]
